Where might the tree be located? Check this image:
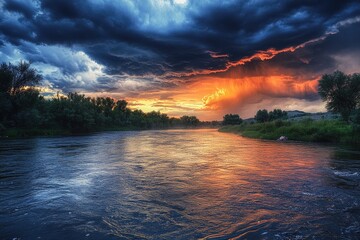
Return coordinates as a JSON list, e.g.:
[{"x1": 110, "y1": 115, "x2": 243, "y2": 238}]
[
  {"x1": 0, "y1": 63, "x2": 13, "y2": 93},
  {"x1": 169, "y1": 117, "x2": 182, "y2": 127},
  {"x1": 0, "y1": 61, "x2": 42, "y2": 95},
  {"x1": 146, "y1": 111, "x2": 169, "y2": 128},
  {"x1": 0, "y1": 92, "x2": 12, "y2": 124},
  {"x1": 0, "y1": 61, "x2": 42, "y2": 128},
  {"x1": 318, "y1": 71, "x2": 360, "y2": 121},
  {"x1": 115, "y1": 100, "x2": 128, "y2": 112},
  {"x1": 180, "y1": 115, "x2": 200, "y2": 126},
  {"x1": 113, "y1": 100, "x2": 130, "y2": 126},
  {"x1": 352, "y1": 73, "x2": 360, "y2": 109},
  {"x1": 51, "y1": 93, "x2": 96, "y2": 132},
  {"x1": 130, "y1": 109, "x2": 147, "y2": 128},
  {"x1": 255, "y1": 109, "x2": 269, "y2": 123},
  {"x1": 223, "y1": 114, "x2": 243, "y2": 125},
  {"x1": 269, "y1": 109, "x2": 287, "y2": 121}
]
